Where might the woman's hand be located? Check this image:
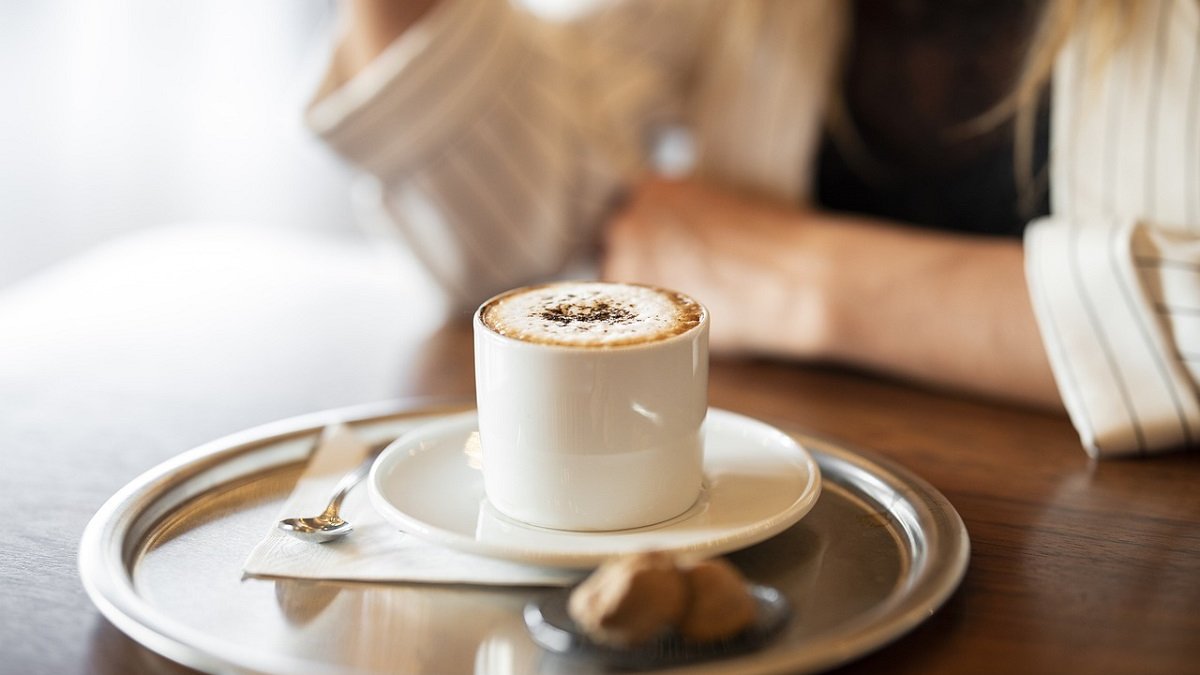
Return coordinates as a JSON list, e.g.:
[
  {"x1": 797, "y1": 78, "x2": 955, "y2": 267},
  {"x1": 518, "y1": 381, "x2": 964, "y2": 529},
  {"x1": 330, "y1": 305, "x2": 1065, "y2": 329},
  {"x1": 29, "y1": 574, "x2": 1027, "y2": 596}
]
[
  {"x1": 601, "y1": 177, "x2": 831, "y2": 356},
  {"x1": 600, "y1": 176, "x2": 1061, "y2": 409}
]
